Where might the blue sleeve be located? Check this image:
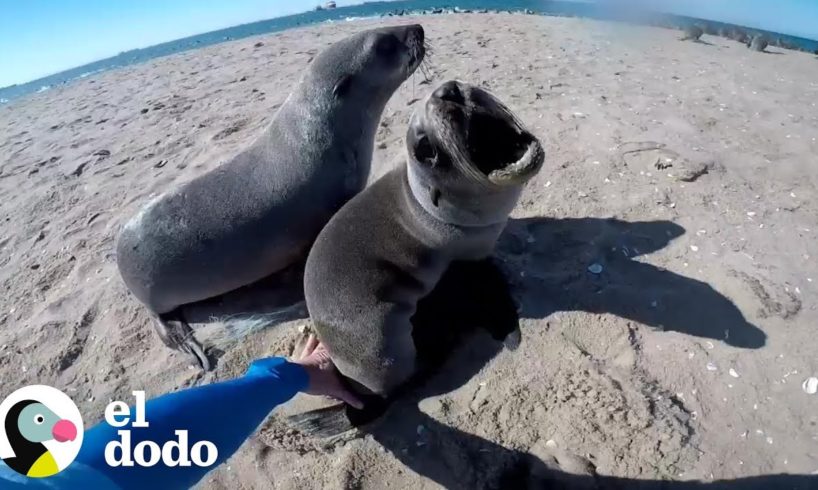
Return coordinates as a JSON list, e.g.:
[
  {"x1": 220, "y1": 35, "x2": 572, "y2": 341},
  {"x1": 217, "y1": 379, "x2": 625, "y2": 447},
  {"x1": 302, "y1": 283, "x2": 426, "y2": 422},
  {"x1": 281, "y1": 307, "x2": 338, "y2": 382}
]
[
  {"x1": 0, "y1": 460, "x2": 119, "y2": 489},
  {"x1": 72, "y1": 357, "x2": 308, "y2": 490}
]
